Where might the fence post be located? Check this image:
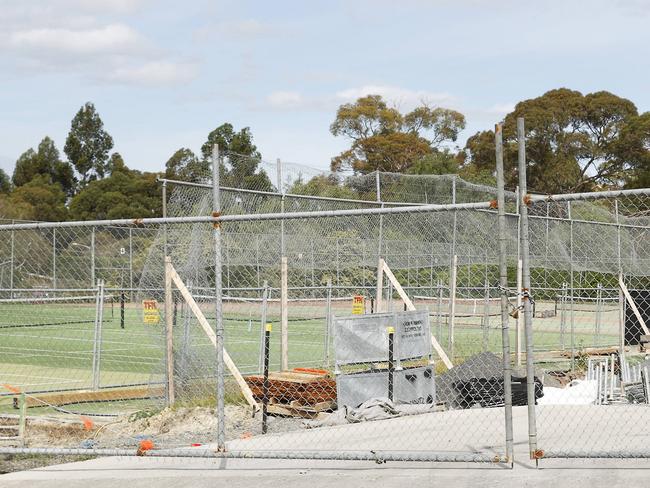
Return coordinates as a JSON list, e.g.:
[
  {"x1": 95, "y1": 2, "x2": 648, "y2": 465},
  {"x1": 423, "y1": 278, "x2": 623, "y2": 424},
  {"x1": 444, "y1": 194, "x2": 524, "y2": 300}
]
[
  {"x1": 181, "y1": 280, "x2": 192, "y2": 381},
  {"x1": 568, "y1": 201, "x2": 575, "y2": 370},
  {"x1": 516, "y1": 259, "x2": 523, "y2": 366},
  {"x1": 281, "y1": 256, "x2": 289, "y2": 371},
  {"x1": 164, "y1": 257, "x2": 175, "y2": 405},
  {"x1": 517, "y1": 117, "x2": 539, "y2": 460},
  {"x1": 91, "y1": 280, "x2": 104, "y2": 391},
  {"x1": 212, "y1": 145, "x2": 226, "y2": 450},
  {"x1": 52, "y1": 228, "x2": 56, "y2": 289},
  {"x1": 120, "y1": 291, "x2": 125, "y2": 329},
  {"x1": 482, "y1": 277, "x2": 490, "y2": 352},
  {"x1": 162, "y1": 180, "x2": 168, "y2": 257},
  {"x1": 10, "y1": 221, "x2": 15, "y2": 297},
  {"x1": 258, "y1": 280, "x2": 269, "y2": 374},
  {"x1": 615, "y1": 200, "x2": 622, "y2": 274},
  {"x1": 595, "y1": 283, "x2": 603, "y2": 346},
  {"x1": 619, "y1": 272, "x2": 625, "y2": 355},
  {"x1": 495, "y1": 122, "x2": 514, "y2": 464},
  {"x1": 387, "y1": 326, "x2": 395, "y2": 402},
  {"x1": 560, "y1": 283, "x2": 569, "y2": 351},
  {"x1": 262, "y1": 323, "x2": 272, "y2": 434},
  {"x1": 376, "y1": 171, "x2": 384, "y2": 282},
  {"x1": 18, "y1": 391, "x2": 26, "y2": 441},
  {"x1": 324, "y1": 278, "x2": 332, "y2": 368},
  {"x1": 91, "y1": 227, "x2": 96, "y2": 287},
  {"x1": 436, "y1": 278, "x2": 443, "y2": 341},
  {"x1": 376, "y1": 258, "x2": 384, "y2": 313},
  {"x1": 448, "y1": 254, "x2": 457, "y2": 359},
  {"x1": 128, "y1": 228, "x2": 133, "y2": 301},
  {"x1": 278, "y1": 158, "x2": 285, "y2": 258}
]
